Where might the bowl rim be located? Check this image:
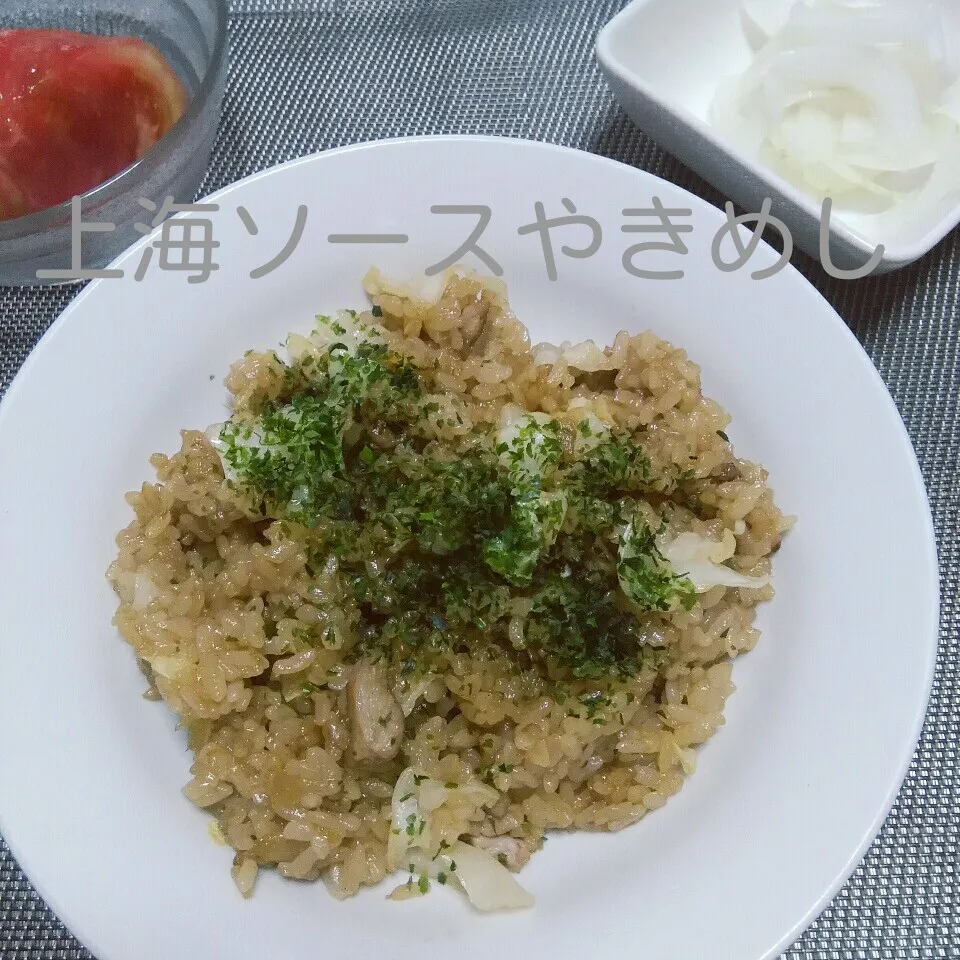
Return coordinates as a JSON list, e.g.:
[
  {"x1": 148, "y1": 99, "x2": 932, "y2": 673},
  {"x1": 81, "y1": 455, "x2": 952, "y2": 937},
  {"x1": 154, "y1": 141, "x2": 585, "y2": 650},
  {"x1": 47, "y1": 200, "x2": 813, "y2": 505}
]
[
  {"x1": 595, "y1": 0, "x2": 960, "y2": 268},
  {"x1": 0, "y1": 0, "x2": 230, "y2": 241}
]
